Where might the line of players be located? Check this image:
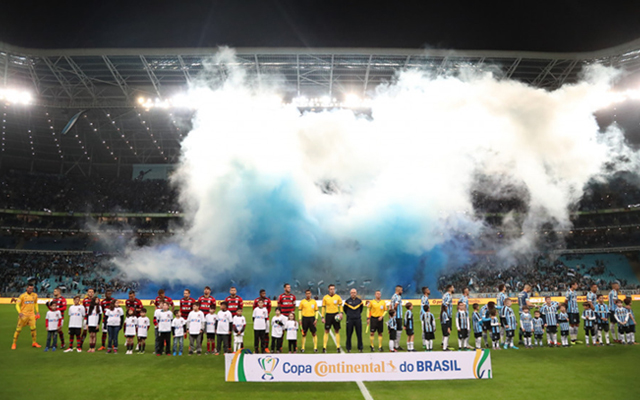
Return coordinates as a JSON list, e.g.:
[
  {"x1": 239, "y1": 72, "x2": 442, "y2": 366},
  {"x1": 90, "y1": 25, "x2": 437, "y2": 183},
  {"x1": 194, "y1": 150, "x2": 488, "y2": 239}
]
[{"x1": 30, "y1": 280, "x2": 639, "y2": 353}]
